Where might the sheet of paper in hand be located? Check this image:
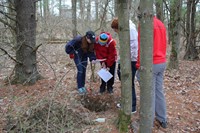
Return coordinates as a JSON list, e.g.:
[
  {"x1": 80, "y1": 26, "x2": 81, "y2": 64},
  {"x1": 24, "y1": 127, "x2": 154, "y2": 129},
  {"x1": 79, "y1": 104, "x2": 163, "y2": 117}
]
[{"x1": 97, "y1": 68, "x2": 113, "y2": 82}]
